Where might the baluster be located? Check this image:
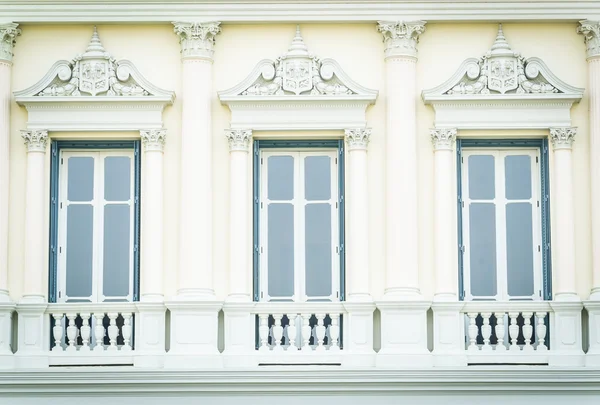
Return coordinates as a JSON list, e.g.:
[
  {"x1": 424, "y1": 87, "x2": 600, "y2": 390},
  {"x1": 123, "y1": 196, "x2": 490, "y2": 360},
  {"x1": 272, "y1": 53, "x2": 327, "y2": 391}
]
[
  {"x1": 272, "y1": 314, "x2": 284, "y2": 351},
  {"x1": 301, "y1": 313, "x2": 312, "y2": 351},
  {"x1": 522, "y1": 311, "x2": 534, "y2": 351},
  {"x1": 535, "y1": 312, "x2": 548, "y2": 351},
  {"x1": 66, "y1": 313, "x2": 78, "y2": 352},
  {"x1": 467, "y1": 313, "x2": 479, "y2": 351},
  {"x1": 93, "y1": 314, "x2": 106, "y2": 352},
  {"x1": 51, "y1": 313, "x2": 65, "y2": 352},
  {"x1": 508, "y1": 312, "x2": 520, "y2": 351},
  {"x1": 315, "y1": 313, "x2": 326, "y2": 351},
  {"x1": 329, "y1": 314, "x2": 340, "y2": 351},
  {"x1": 495, "y1": 313, "x2": 506, "y2": 351},
  {"x1": 121, "y1": 313, "x2": 133, "y2": 351},
  {"x1": 107, "y1": 313, "x2": 119, "y2": 351},
  {"x1": 258, "y1": 314, "x2": 270, "y2": 352},
  {"x1": 79, "y1": 313, "x2": 91, "y2": 351},
  {"x1": 481, "y1": 312, "x2": 492, "y2": 351},
  {"x1": 287, "y1": 314, "x2": 297, "y2": 351}
]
